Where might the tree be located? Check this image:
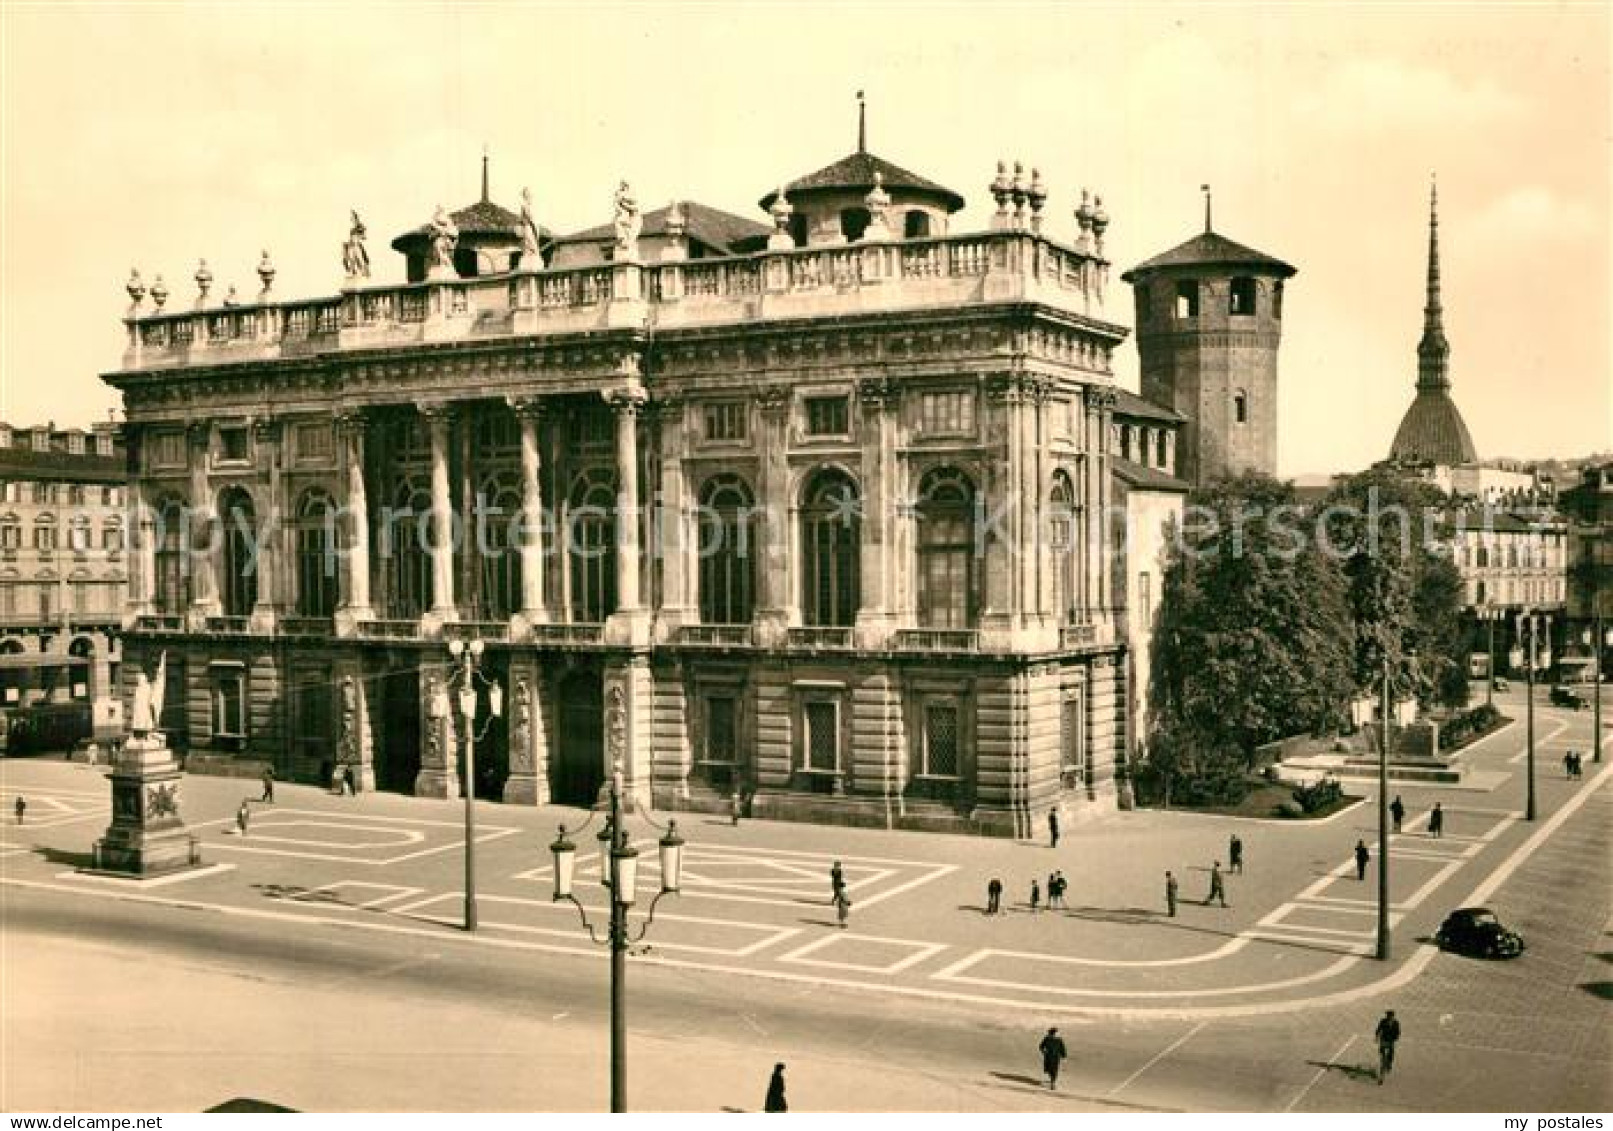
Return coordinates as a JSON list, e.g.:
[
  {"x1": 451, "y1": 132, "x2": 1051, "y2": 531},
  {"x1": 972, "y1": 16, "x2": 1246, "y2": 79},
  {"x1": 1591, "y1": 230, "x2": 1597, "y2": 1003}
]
[
  {"x1": 1323, "y1": 467, "x2": 1469, "y2": 710},
  {"x1": 1148, "y1": 474, "x2": 1355, "y2": 799}
]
